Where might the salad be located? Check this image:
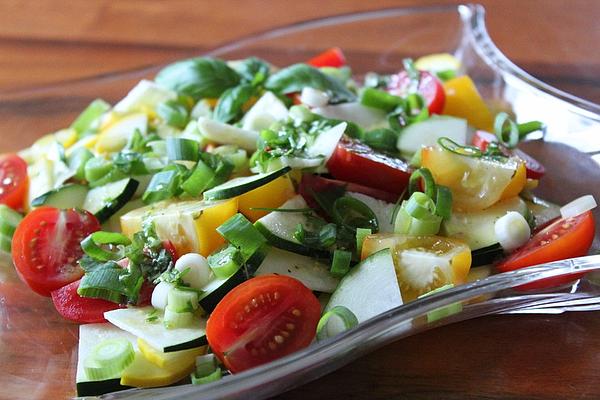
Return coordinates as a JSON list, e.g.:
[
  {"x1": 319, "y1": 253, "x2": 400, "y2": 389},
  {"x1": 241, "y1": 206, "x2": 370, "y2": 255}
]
[{"x1": 0, "y1": 47, "x2": 596, "y2": 396}]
